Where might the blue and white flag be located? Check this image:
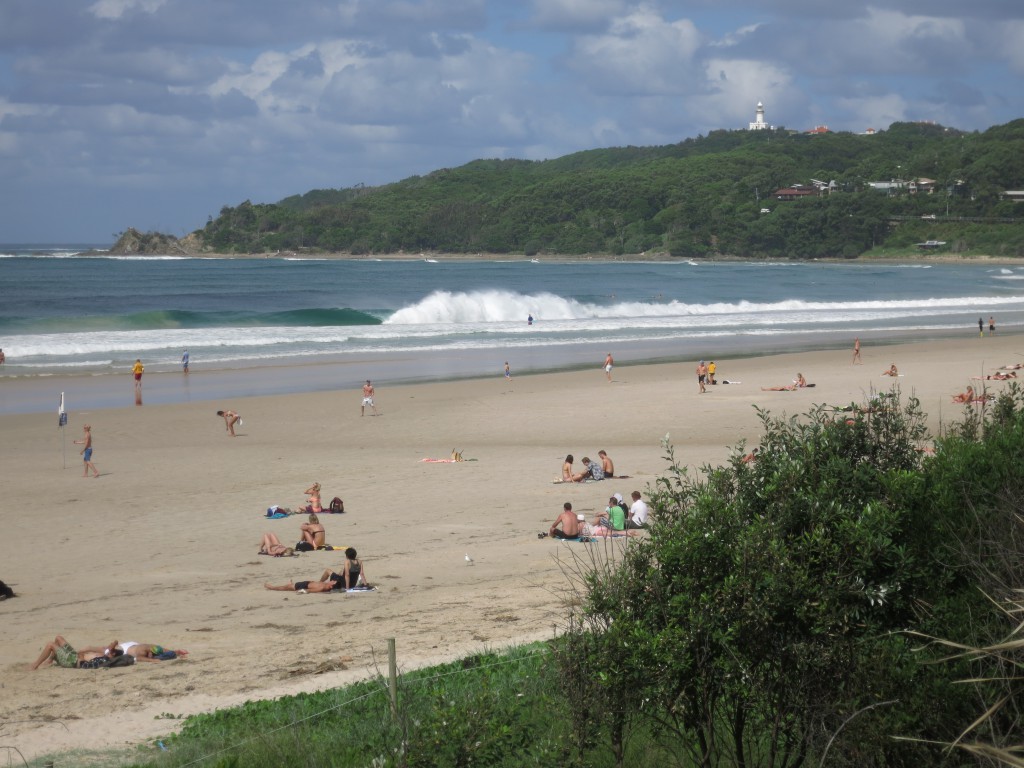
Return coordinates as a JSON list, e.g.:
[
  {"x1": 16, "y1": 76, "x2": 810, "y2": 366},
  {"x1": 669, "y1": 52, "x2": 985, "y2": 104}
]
[{"x1": 58, "y1": 392, "x2": 67, "y2": 427}]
